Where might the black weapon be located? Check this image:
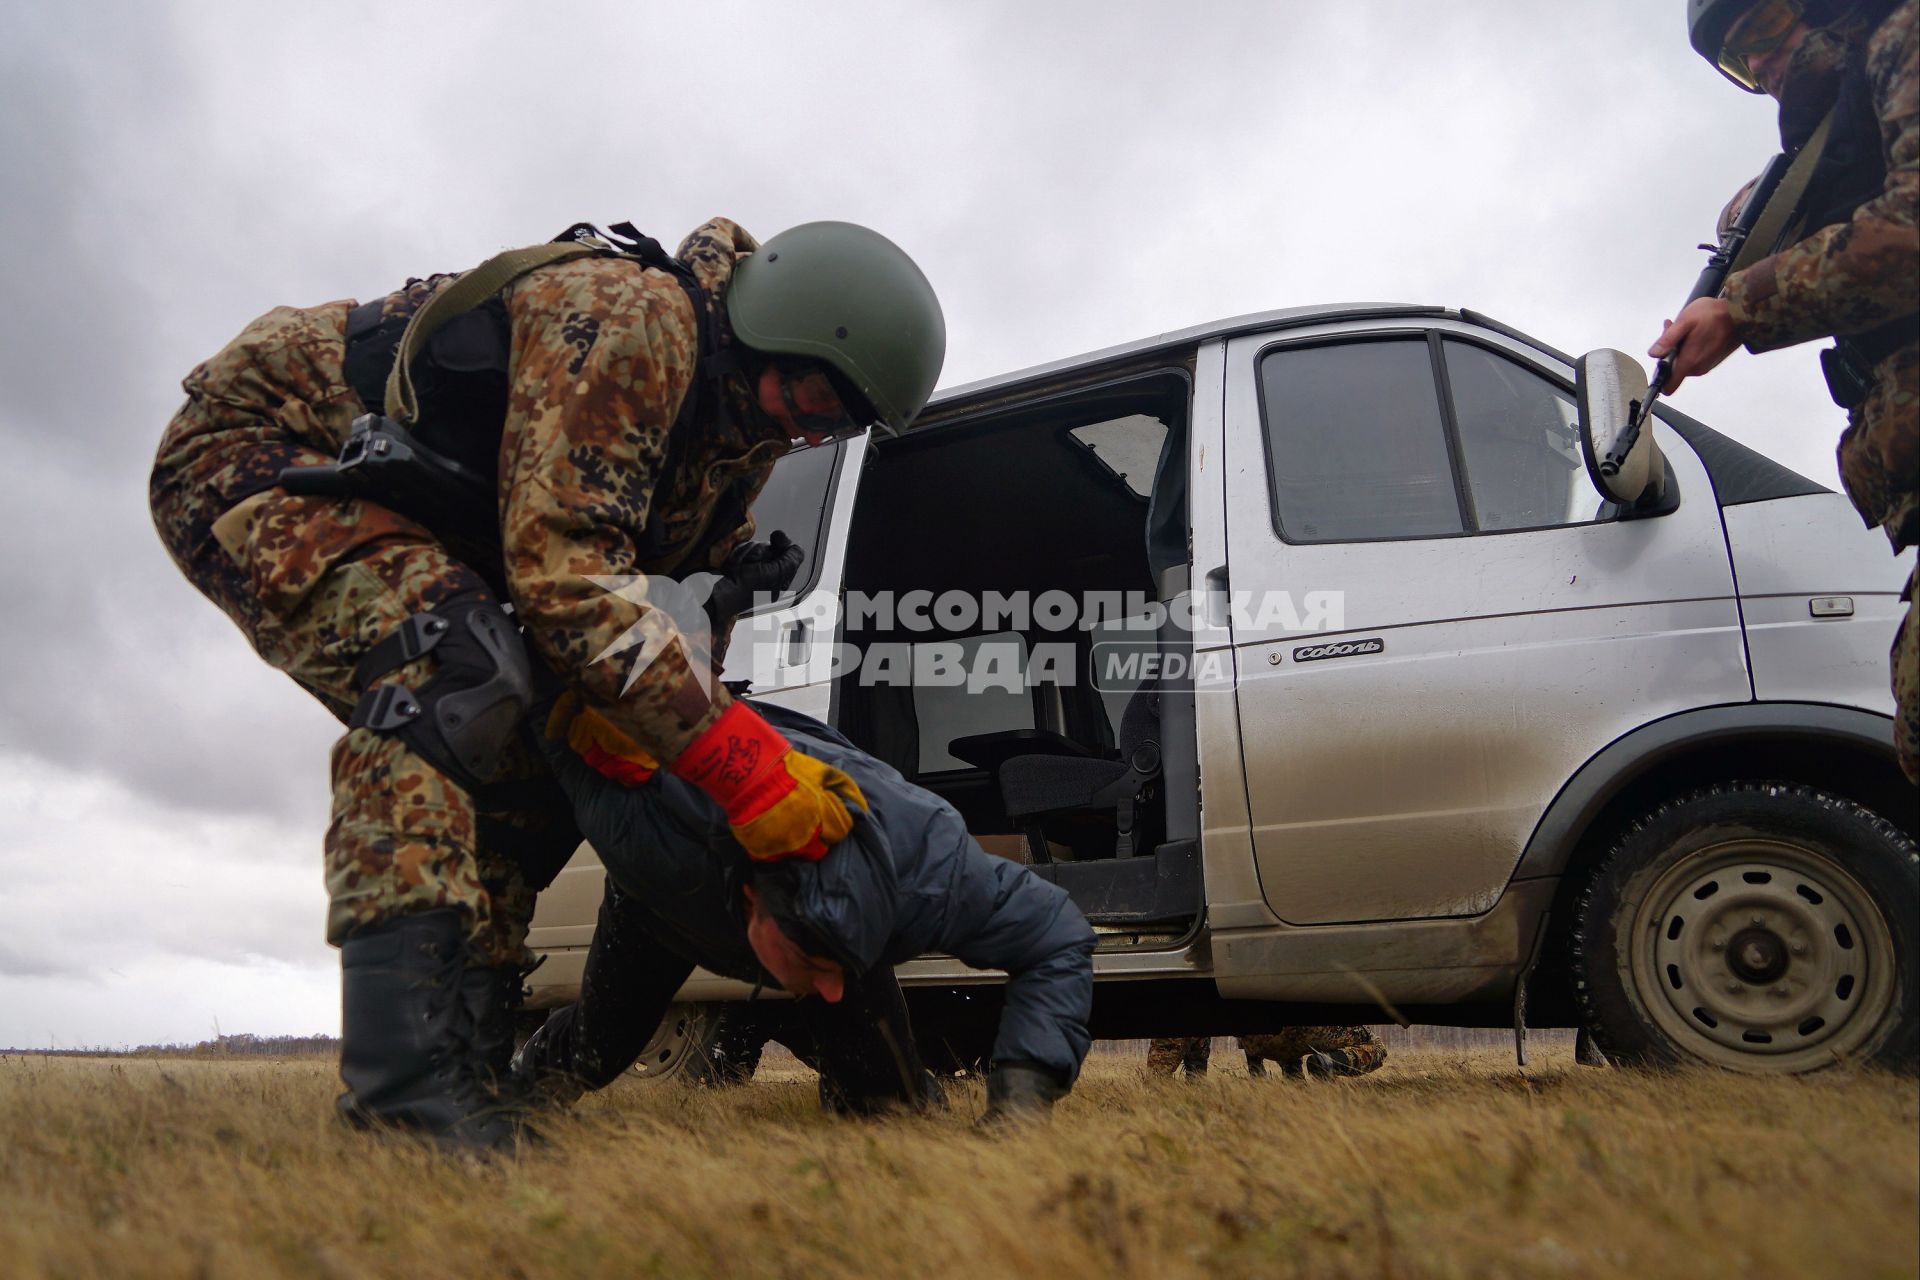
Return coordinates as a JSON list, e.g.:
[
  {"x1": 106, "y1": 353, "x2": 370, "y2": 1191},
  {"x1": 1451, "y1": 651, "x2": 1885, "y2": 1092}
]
[
  {"x1": 1600, "y1": 150, "x2": 1795, "y2": 477},
  {"x1": 278, "y1": 413, "x2": 500, "y2": 549}
]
